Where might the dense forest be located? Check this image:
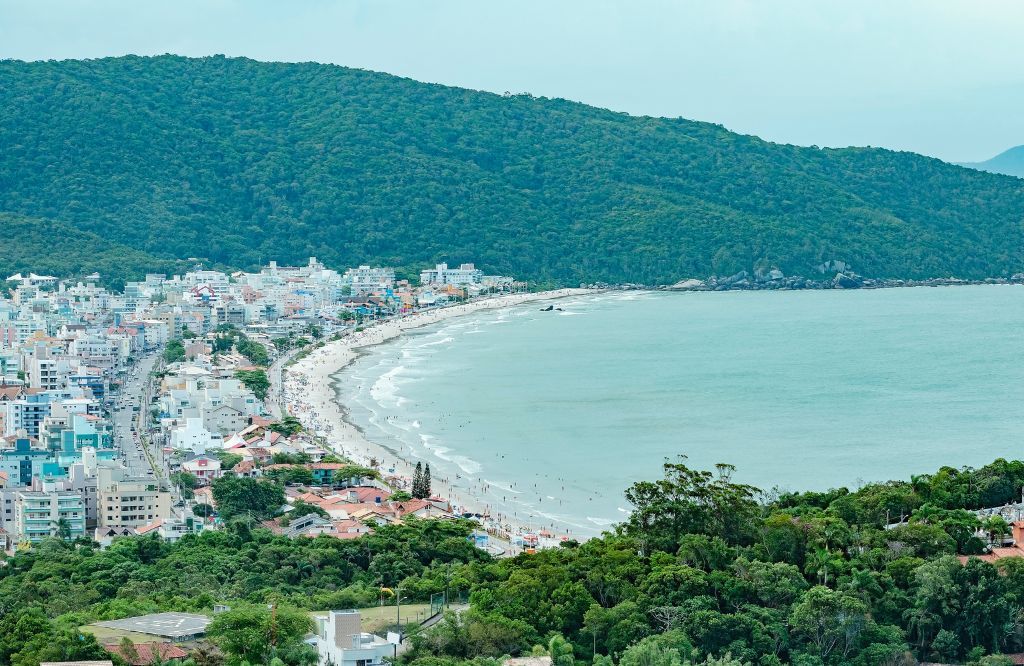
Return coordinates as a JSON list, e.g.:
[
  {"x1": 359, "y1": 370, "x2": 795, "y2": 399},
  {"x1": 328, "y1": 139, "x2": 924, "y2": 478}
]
[
  {"x1": 4, "y1": 458, "x2": 1024, "y2": 666},
  {"x1": 3, "y1": 55, "x2": 1024, "y2": 286}
]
